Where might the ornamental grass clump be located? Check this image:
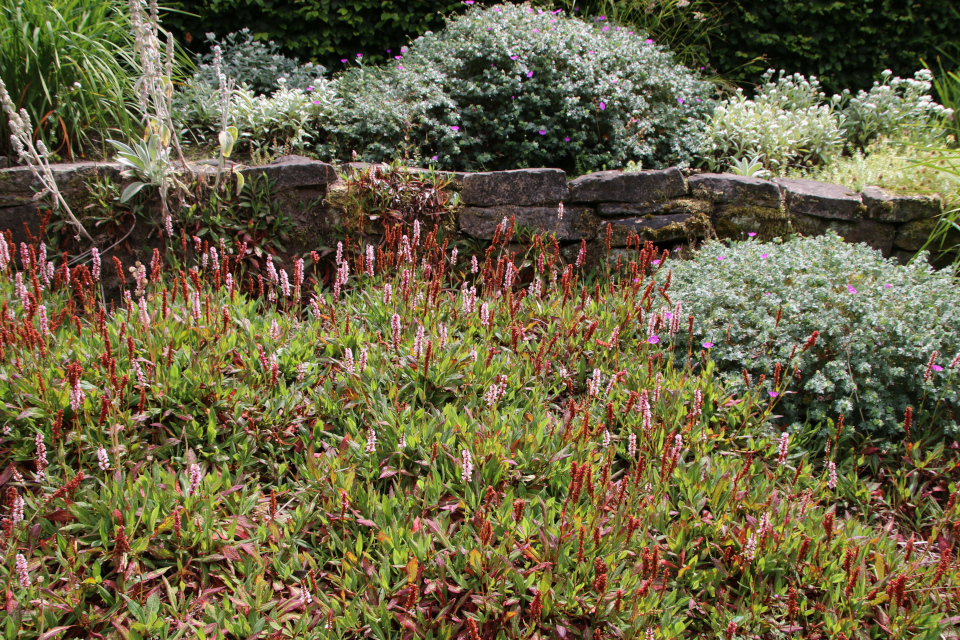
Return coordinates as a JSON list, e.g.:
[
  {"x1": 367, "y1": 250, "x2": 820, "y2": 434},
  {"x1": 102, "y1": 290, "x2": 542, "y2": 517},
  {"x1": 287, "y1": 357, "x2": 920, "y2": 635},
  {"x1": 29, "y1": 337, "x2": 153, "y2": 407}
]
[
  {"x1": 663, "y1": 233, "x2": 960, "y2": 440},
  {"x1": 331, "y1": 2, "x2": 712, "y2": 173},
  {"x1": 0, "y1": 217, "x2": 958, "y2": 637}
]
